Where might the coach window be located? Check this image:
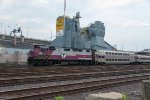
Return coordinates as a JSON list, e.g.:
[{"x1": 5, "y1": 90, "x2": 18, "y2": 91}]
[
  {"x1": 73, "y1": 48, "x2": 82, "y2": 52},
  {"x1": 79, "y1": 49, "x2": 82, "y2": 52},
  {"x1": 115, "y1": 59, "x2": 117, "y2": 61},
  {"x1": 41, "y1": 48, "x2": 46, "y2": 52},
  {"x1": 102, "y1": 56, "x2": 105, "y2": 58},
  {"x1": 112, "y1": 59, "x2": 114, "y2": 61},
  {"x1": 109, "y1": 52, "x2": 111, "y2": 55},
  {"x1": 112, "y1": 53, "x2": 114, "y2": 55},
  {"x1": 49, "y1": 47, "x2": 56, "y2": 50},
  {"x1": 86, "y1": 49, "x2": 90, "y2": 52},
  {"x1": 106, "y1": 52, "x2": 108, "y2": 55},
  {"x1": 73, "y1": 48, "x2": 77, "y2": 51},
  {"x1": 64, "y1": 49, "x2": 70, "y2": 51},
  {"x1": 41, "y1": 48, "x2": 43, "y2": 52}
]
